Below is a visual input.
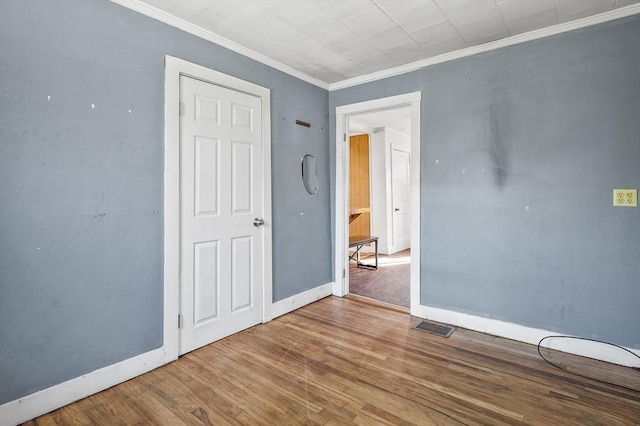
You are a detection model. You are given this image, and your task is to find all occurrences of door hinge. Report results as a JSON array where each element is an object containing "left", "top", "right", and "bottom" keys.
[
  {"left": 178, "top": 314, "right": 182, "bottom": 329},
  {"left": 343, "top": 133, "right": 346, "bottom": 142},
  {"left": 343, "top": 269, "right": 346, "bottom": 278},
  {"left": 179, "top": 101, "right": 185, "bottom": 116}
]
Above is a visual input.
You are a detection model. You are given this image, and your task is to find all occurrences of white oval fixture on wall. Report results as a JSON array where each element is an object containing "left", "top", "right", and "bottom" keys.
[{"left": 301, "top": 154, "right": 318, "bottom": 195}]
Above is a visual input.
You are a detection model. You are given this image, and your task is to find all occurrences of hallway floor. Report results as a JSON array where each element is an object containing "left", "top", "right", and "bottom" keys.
[{"left": 348, "top": 249, "right": 410, "bottom": 308}]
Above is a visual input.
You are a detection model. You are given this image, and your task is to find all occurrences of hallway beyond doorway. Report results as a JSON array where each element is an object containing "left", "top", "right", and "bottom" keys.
[{"left": 349, "top": 249, "right": 410, "bottom": 308}]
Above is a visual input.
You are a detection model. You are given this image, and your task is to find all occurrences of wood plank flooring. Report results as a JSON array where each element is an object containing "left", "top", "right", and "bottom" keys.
[{"left": 26, "top": 296, "right": 640, "bottom": 425}]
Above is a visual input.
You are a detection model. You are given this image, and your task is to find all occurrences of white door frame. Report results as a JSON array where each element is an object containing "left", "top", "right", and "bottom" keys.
[
  {"left": 164, "top": 55, "right": 273, "bottom": 359},
  {"left": 334, "top": 92, "right": 421, "bottom": 315}
]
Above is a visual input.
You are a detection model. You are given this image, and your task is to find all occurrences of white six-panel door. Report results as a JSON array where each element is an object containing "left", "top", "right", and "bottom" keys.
[
  {"left": 391, "top": 148, "right": 411, "bottom": 252},
  {"left": 179, "top": 75, "right": 263, "bottom": 355}
]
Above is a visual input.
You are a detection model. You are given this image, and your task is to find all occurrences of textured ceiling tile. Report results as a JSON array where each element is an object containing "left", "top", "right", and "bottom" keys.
[
  {"left": 256, "top": 42, "right": 297, "bottom": 63},
  {"left": 465, "top": 30, "right": 510, "bottom": 45},
  {"left": 179, "top": 4, "right": 253, "bottom": 29},
  {"left": 188, "top": 0, "right": 256, "bottom": 27},
  {"left": 343, "top": 7, "right": 397, "bottom": 36},
  {"left": 267, "top": 0, "right": 326, "bottom": 25},
  {"left": 213, "top": 23, "right": 262, "bottom": 47},
  {"left": 343, "top": 43, "right": 386, "bottom": 63},
  {"left": 333, "top": 59, "right": 373, "bottom": 75},
  {"left": 375, "top": 0, "right": 427, "bottom": 15},
  {"left": 138, "top": 0, "right": 634, "bottom": 84},
  {"left": 434, "top": 0, "right": 472, "bottom": 10},
  {"left": 316, "top": 50, "right": 354, "bottom": 67},
  {"left": 295, "top": 62, "right": 346, "bottom": 82},
  {"left": 454, "top": 14, "right": 507, "bottom": 43},
  {"left": 359, "top": 54, "right": 398, "bottom": 70},
  {"left": 616, "top": 0, "right": 640, "bottom": 6},
  {"left": 313, "top": 0, "right": 377, "bottom": 20},
  {"left": 423, "top": 36, "right": 467, "bottom": 55},
  {"left": 367, "top": 26, "right": 415, "bottom": 50},
  {"left": 224, "top": 5, "right": 278, "bottom": 27},
  {"left": 282, "top": 34, "right": 319, "bottom": 52},
  {"left": 555, "top": 0, "right": 615, "bottom": 23},
  {"left": 299, "top": 13, "right": 352, "bottom": 41},
  {"left": 382, "top": 40, "right": 432, "bottom": 62},
  {"left": 322, "top": 32, "right": 369, "bottom": 54},
  {"left": 495, "top": 0, "right": 556, "bottom": 21},
  {"left": 321, "top": 70, "right": 353, "bottom": 83},
  {"left": 250, "top": 18, "right": 303, "bottom": 45},
  {"left": 143, "top": 0, "right": 211, "bottom": 17},
  {"left": 392, "top": 1, "right": 447, "bottom": 32},
  {"left": 285, "top": 37, "right": 348, "bottom": 66},
  {"left": 410, "top": 20, "right": 461, "bottom": 45},
  {"left": 504, "top": 10, "right": 558, "bottom": 35},
  {"left": 555, "top": 0, "right": 614, "bottom": 14},
  {"left": 437, "top": 0, "right": 502, "bottom": 26}
]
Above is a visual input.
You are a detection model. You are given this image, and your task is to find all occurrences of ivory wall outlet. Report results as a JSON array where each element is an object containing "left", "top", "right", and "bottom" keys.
[{"left": 613, "top": 189, "right": 637, "bottom": 207}]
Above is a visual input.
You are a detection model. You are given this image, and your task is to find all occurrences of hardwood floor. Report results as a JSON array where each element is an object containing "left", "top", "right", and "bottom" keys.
[{"left": 27, "top": 297, "right": 639, "bottom": 425}]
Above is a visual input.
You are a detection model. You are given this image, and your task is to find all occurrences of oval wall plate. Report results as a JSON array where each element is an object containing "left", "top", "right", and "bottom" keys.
[{"left": 301, "top": 154, "right": 318, "bottom": 195}]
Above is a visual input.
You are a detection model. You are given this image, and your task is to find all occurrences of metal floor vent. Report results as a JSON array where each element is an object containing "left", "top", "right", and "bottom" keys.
[{"left": 413, "top": 320, "right": 455, "bottom": 338}]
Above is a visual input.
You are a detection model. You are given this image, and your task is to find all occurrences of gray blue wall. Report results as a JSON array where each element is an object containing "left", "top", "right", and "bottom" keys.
[
  {"left": 330, "top": 16, "right": 640, "bottom": 349},
  {"left": 0, "top": 0, "right": 331, "bottom": 404}
]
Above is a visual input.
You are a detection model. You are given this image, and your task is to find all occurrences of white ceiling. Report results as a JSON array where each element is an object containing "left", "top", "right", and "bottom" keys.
[
  {"left": 137, "top": 0, "right": 640, "bottom": 85},
  {"left": 350, "top": 107, "right": 412, "bottom": 135}
]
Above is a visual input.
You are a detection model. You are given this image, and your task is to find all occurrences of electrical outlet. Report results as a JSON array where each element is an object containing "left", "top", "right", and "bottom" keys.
[{"left": 613, "top": 189, "right": 637, "bottom": 207}]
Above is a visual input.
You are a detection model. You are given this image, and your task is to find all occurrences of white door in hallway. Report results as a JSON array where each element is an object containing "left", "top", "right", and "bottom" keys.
[
  {"left": 179, "top": 75, "right": 264, "bottom": 355},
  {"left": 391, "top": 148, "right": 411, "bottom": 252}
]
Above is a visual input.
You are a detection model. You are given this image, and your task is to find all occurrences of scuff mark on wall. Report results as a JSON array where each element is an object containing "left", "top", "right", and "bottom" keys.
[{"left": 488, "top": 92, "right": 511, "bottom": 189}]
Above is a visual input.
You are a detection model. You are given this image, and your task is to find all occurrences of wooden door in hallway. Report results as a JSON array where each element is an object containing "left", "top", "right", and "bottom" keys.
[{"left": 349, "top": 134, "right": 370, "bottom": 237}]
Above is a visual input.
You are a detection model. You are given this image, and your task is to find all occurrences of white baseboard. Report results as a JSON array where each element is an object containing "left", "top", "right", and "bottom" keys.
[
  {"left": 412, "top": 305, "right": 640, "bottom": 368},
  {"left": 272, "top": 282, "right": 334, "bottom": 319},
  {"left": 0, "top": 347, "right": 173, "bottom": 426}
]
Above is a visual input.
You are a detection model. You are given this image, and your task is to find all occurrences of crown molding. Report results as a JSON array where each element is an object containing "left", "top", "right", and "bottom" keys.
[
  {"left": 110, "top": 1, "right": 639, "bottom": 93},
  {"left": 109, "top": 0, "right": 329, "bottom": 90},
  {"left": 328, "top": 3, "right": 640, "bottom": 91}
]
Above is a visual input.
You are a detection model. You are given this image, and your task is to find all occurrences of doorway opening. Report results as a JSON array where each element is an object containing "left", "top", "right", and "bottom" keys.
[
  {"left": 334, "top": 92, "right": 421, "bottom": 315},
  {"left": 347, "top": 108, "right": 412, "bottom": 308}
]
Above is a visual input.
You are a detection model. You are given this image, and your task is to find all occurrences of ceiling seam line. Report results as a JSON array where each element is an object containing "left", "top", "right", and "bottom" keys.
[
  {"left": 431, "top": 0, "right": 468, "bottom": 44},
  {"left": 370, "top": 0, "right": 431, "bottom": 55},
  {"left": 494, "top": 0, "right": 511, "bottom": 37}
]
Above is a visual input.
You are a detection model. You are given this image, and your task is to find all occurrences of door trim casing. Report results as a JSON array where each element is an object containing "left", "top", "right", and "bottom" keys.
[
  {"left": 334, "top": 92, "right": 421, "bottom": 314},
  {"left": 164, "top": 55, "right": 273, "bottom": 360}
]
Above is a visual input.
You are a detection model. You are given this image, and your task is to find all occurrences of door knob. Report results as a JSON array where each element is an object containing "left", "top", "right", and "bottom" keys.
[
  {"left": 394, "top": 208, "right": 400, "bottom": 212},
  {"left": 253, "top": 218, "right": 265, "bottom": 227}
]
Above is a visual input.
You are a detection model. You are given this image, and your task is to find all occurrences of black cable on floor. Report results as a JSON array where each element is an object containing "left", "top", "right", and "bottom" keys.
[{"left": 537, "top": 335, "right": 640, "bottom": 393}]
